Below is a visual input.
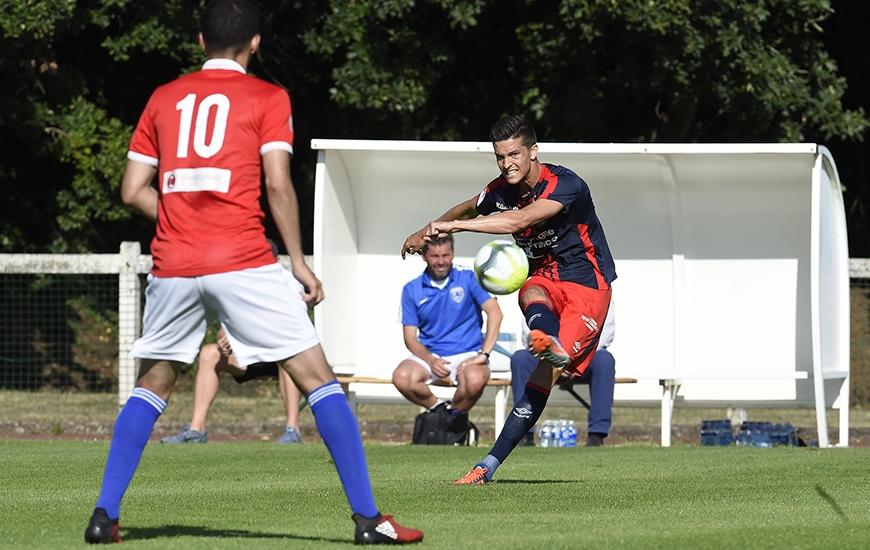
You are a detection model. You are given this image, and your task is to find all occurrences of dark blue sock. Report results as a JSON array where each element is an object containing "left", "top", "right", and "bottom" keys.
[
  {"left": 308, "top": 381, "right": 379, "bottom": 518},
  {"left": 525, "top": 303, "right": 560, "bottom": 337},
  {"left": 95, "top": 389, "right": 164, "bottom": 519},
  {"left": 489, "top": 384, "right": 551, "bottom": 465}
]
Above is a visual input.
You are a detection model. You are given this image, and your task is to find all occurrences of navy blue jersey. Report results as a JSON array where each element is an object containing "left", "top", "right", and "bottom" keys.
[
  {"left": 400, "top": 265, "right": 494, "bottom": 356},
  {"left": 476, "top": 163, "right": 616, "bottom": 290}
]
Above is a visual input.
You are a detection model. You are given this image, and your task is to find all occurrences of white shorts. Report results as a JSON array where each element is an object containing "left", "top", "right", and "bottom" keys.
[
  {"left": 131, "top": 263, "right": 320, "bottom": 366},
  {"left": 407, "top": 351, "right": 479, "bottom": 385}
]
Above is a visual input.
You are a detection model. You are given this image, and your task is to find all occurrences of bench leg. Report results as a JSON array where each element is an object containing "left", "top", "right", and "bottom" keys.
[
  {"left": 660, "top": 379, "right": 681, "bottom": 447},
  {"left": 495, "top": 387, "right": 507, "bottom": 438},
  {"left": 345, "top": 386, "right": 359, "bottom": 418},
  {"left": 562, "top": 385, "right": 591, "bottom": 410},
  {"left": 839, "top": 374, "right": 850, "bottom": 447}
]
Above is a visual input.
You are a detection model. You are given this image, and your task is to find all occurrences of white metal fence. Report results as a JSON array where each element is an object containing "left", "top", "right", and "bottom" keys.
[{"left": 0, "top": 242, "right": 303, "bottom": 411}]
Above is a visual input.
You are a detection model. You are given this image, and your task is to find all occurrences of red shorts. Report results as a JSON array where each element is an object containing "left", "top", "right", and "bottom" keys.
[{"left": 519, "top": 276, "right": 612, "bottom": 375}]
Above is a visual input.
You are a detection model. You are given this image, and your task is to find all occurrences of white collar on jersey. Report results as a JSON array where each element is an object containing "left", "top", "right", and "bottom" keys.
[{"left": 202, "top": 58, "right": 246, "bottom": 74}]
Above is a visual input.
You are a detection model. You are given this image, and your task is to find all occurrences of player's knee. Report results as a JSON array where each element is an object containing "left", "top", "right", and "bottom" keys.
[
  {"left": 198, "top": 344, "right": 221, "bottom": 371},
  {"left": 392, "top": 365, "right": 412, "bottom": 389},
  {"left": 460, "top": 368, "right": 490, "bottom": 391}
]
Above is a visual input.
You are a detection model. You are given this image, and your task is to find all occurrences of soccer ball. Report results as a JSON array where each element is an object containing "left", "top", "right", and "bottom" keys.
[{"left": 473, "top": 240, "right": 529, "bottom": 295}]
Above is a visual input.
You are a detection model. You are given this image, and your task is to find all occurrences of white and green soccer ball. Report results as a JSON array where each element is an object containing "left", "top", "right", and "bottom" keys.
[{"left": 473, "top": 240, "right": 529, "bottom": 295}]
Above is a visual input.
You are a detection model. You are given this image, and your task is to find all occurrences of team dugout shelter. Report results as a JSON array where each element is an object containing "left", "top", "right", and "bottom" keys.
[{"left": 310, "top": 140, "right": 849, "bottom": 448}]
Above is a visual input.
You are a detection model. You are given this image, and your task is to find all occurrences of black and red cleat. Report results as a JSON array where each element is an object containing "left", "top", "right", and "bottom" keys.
[
  {"left": 352, "top": 513, "right": 424, "bottom": 545},
  {"left": 84, "top": 508, "right": 121, "bottom": 544}
]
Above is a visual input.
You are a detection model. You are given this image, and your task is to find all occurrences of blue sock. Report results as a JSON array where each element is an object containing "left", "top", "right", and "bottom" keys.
[
  {"left": 478, "top": 455, "right": 501, "bottom": 482},
  {"left": 308, "top": 381, "right": 379, "bottom": 518},
  {"left": 95, "top": 388, "right": 165, "bottom": 519},
  {"left": 485, "top": 384, "right": 551, "bottom": 479},
  {"left": 525, "top": 303, "right": 560, "bottom": 337}
]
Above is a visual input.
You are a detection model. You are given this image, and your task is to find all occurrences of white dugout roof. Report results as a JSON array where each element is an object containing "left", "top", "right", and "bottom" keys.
[{"left": 310, "top": 139, "right": 849, "bottom": 436}]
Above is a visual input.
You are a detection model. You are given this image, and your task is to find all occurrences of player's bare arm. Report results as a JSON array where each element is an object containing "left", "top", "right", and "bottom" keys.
[
  {"left": 120, "top": 160, "right": 159, "bottom": 221},
  {"left": 426, "top": 197, "right": 564, "bottom": 241},
  {"left": 262, "top": 149, "right": 325, "bottom": 307},
  {"left": 402, "top": 325, "right": 450, "bottom": 378},
  {"left": 401, "top": 196, "right": 479, "bottom": 258}
]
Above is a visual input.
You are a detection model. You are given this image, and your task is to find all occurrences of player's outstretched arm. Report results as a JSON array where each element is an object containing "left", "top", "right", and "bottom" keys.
[
  {"left": 120, "top": 160, "right": 159, "bottom": 221},
  {"left": 429, "top": 197, "right": 564, "bottom": 240},
  {"left": 262, "top": 150, "right": 325, "bottom": 307},
  {"left": 401, "top": 196, "right": 480, "bottom": 258}
]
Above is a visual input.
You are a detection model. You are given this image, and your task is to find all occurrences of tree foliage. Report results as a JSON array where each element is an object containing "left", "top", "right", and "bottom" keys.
[{"left": 0, "top": 0, "right": 868, "bottom": 254}]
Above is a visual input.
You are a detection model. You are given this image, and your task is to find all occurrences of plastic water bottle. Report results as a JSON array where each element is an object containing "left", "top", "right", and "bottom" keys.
[
  {"left": 539, "top": 420, "right": 555, "bottom": 448},
  {"left": 548, "top": 420, "right": 559, "bottom": 448},
  {"left": 735, "top": 421, "right": 756, "bottom": 446},
  {"left": 701, "top": 420, "right": 733, "bottom": 446},
  {"left": 718, "top": 420, "right": 733, "bottom": 446},
  {"left": 701, "top": 420, "right": 715, "bottom": 446},
  {"left": 564, "top": 420, "right": 577, "bottom": 447}
]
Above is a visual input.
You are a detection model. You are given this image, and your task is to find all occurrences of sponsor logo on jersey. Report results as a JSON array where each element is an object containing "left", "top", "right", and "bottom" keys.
[
  {"left": 450, "top": 286, "right": 465, "bottom": 304},
  {"left": 162, "top": 167, "right": 231, "bottom": 194},
  {"left": 581, "top": 314, "right": 599, "bottom": 333}
]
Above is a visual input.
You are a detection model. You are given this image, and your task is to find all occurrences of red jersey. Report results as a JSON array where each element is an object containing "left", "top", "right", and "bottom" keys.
[{"left": 128, "top": 58, "right": 294, "bottom": 277}]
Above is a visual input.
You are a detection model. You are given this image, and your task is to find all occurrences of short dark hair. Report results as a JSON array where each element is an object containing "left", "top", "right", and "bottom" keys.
[
  {"left": 489, "top": 115, "right": 537, "bottom": 149},
  {"left": 421, "top": 234, "right": 454, "bottom": 254},
  {"left": 200, "top": 0, "right": 259, "bottom": 54}
]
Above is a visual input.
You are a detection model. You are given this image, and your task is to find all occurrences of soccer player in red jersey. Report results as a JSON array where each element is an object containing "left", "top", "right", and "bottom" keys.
[
  {"left": 84, "top": 0, "right": 422, "bottom": 544},
  {"left": 402, "top": 115, "right": 616, "bottom": 484}
]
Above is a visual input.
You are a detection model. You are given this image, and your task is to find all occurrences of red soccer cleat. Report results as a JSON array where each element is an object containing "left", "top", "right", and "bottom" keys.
[
  {"left": 453, "top": 466, "right": 488, "bottom": 485},
  {"left": 352, "top": 513, "right": 424, "bottom": 545},
  {"left": 527, "top": 329, "right": 571, "bottom": 369}
]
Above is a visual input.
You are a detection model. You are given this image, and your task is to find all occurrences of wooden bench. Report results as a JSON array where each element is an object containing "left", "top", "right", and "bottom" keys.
[
  {"left": 555, "top": 377, "right": 638, "bottom": 410},
  {"left": 336, "top": 375, "right": 637, "bottom": 437},
  {"left": 336, "top": 376, "right": 513, "bottom": 436}
]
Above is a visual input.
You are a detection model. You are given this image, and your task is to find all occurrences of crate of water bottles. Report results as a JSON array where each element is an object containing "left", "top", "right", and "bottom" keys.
[
  {"left": 700, "top": 419, "right": 734, "bottom": 446},
  {"left": 538, "top": 420, "right": 578, "bottom": 447},
  {"left": 734, "top": 421, "right": 799, "bottom": 447}
]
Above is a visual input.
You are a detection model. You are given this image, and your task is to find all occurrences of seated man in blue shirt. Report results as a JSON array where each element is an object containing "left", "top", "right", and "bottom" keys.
[
  {"left": 392, "top": 235, "right": 503, "bottom": 417},
  {"left": 511, "top": 298, "right": 616, "bottom": 447}
]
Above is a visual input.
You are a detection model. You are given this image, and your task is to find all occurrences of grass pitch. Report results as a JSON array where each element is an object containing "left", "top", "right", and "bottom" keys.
[{"left": 1, "top": 440, "right": 869, "bottom": 549}]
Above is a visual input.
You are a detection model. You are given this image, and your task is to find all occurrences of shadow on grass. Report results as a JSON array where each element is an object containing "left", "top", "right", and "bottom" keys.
[
  {"left": 815, "top": 484, "right": 849, "bottom": 521},
  {"left": 123, "top": 525, "right": 352, "bottom": 544},
  {"left": 491, "top": 479, "right": 581, "bottom": 485}
]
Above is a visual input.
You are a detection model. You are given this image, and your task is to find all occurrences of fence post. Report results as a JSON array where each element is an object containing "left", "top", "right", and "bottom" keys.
[{"left": 118, "top": 242, "right": 141, "bottom": 408}]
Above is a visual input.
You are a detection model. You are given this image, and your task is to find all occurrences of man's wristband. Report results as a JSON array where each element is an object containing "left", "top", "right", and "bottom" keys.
[{"left": 477, "top": 349, "right": 490, "bottom": 358}]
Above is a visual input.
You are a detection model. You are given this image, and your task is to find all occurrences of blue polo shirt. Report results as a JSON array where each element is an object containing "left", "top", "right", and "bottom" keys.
[{"left": 399, "top": 265, "right": 494, "bottom": 356}]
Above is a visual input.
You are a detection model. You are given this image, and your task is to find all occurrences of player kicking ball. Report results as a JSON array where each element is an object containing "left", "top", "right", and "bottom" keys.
[
  {"left": 84, "top": 0, "right": 422, "bottom": 544},
  {"left": 402, "top": 115, "right": 615, "bottom": 485}
]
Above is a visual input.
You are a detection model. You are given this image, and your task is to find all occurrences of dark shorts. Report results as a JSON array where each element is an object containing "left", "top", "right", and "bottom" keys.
[{"left": 232, "top": 361, "right": 280, "bottom": 384}]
